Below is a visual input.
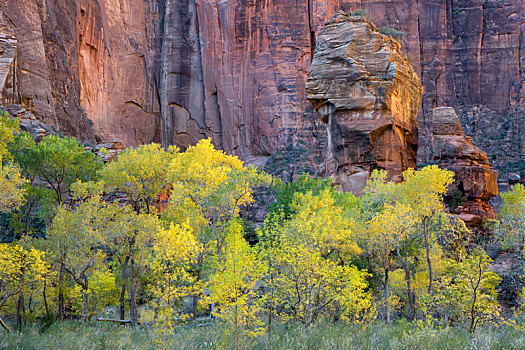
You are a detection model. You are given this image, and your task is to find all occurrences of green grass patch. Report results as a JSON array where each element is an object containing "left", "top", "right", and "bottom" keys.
[{"left": 3, "top": 321, "right": 525, "bottom": 350}]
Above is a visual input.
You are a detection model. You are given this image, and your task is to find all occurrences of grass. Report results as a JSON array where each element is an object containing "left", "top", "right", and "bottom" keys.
[{"left": 2, "top": 321, "right": 525, "bottom": 349}]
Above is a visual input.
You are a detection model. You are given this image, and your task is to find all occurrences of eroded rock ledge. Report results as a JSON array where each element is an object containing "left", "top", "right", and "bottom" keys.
[
  {"left": 431, "top": 107, "right": 498, "bottom": 228},
  {"left": 306, "top": 13, "right": 422, "bottom": 195}
]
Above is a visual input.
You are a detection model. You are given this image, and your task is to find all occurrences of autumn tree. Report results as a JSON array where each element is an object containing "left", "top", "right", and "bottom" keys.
[
  {"left": 210, "top": 219, "right": 265, "bottom": 337},
  {"left": 436, "top": 249, "right": 501, "bottom": 331},
  {"left": 0, "top": 113, "right": 26, "bottom": 220},
  {"left": 261, "top": 189, "right": 372, "bottom": 326},
  {"left": 99, "top": 143, "right": 178, "bottom": 214},
  {"left": 105, "top": 205, "right": 159, "bottom": 326},
  {"left": 163, "top": 138, "right": 271, "bottom": 319},
  {"left": 395, "top": 166, "right": 454, "bottom": 293},
  {"left": 11, "top": 134, "right": 102, "bottom": 204},
  {"left": 44, "top": 181, "right": 111, "bottom": 324},
  {"left": 151, "top": 222, "right": 201, "bottom": 329},
  {"left": 0, "top": 244, "right": 49, "bottom": 331},
  {"left": 495, "top": 184, "right": 525, "bottom": 256},
  {"left": 367, "top": 204, "right": 416, "bottom": 322}
]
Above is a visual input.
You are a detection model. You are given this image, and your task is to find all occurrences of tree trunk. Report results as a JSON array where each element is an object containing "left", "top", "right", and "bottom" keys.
[
  {"left": 43, "top": 279, "right": 49, "bottom": 316},
  {"left": 119, "top": 284, "right": 126, "bottom": 321},
  {"left": 192, "top": 261, "right": 203, "bottom": 321},
  {"left": 424, "top": 217, "right": 433, "bottom": 293},
  {"left": 129, "top": 257, "right": 137, "bottom": 327},
  {"left": 16, "top": 274, "right": 25, "bottom": 330},
  {"left": 0, "top": 316, "right": 11, "bottom": 332},
  {"left": 82, "top": 288, "right": 89, "bottom": 325},
  {"left": 404, "top": 266, "right": 414, "bottom": 320},
  {"left": 119, "top": 256, "right": 130, "bottom": 320},
  {"left": 58, "top": 264, "right": 65, "bottom": 320},
  {"left": 384, "top": 268, "right": 390, "bottom": 323}
]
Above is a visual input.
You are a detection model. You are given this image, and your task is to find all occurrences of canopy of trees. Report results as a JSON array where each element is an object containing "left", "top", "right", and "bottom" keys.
[{"left": 1, "top": 112, "right": 522, "bottom": 340}]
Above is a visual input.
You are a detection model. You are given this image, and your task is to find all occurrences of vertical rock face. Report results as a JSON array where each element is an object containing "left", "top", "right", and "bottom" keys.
[
  {"left": 431, "top": 107, "right": 498, "bottom": 227},
  {"left": 1, "top": 0, "right": 523, "bottom": 179},
  {"left": 0, "top": 0, "right": 161, "bottom": 146},
  {"left": 153, "top": 0, "right": 326, "bottom": 165},
  {"left": 0, "top": 23, "right": 16, "bottom": 99},
  {"left": 306, "top": 14, "right": 422, "bottom": 195}
]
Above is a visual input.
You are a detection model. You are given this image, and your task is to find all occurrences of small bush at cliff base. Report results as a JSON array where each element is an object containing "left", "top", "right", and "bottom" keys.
[{"left": 379, "top": 26, "right": 406, "bottom": 39}]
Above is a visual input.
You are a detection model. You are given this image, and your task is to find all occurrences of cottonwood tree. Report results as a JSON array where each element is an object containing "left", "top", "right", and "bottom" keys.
[
  {"left": 395, "top": 166, "right": 454, "bottom": 293},
  {"left": 164, "top": 138, "right": 271, "bottom": 319},
  {"left": 210, "top": 219, "right": 265, "bottom": 337},
  {"left": 106, "top": 206, "right": 159, "bottom": 326},
  {"left": 367, "top": 204, "right": 416, "bottom": 322},
  {"left": 151, "top": 222, "right": 200, "bottom": 329},
  {"left": 437, "top": 249, "right": 500, "bottom": 331},
  {"left": 100, "top": 143, "right": 178, "bottom": 214},
  {"left": 496, "top": 184, "right": 525, "bottom": 256},
  {"left": 44, "top": 182, "right": 112, "bottom": 324},
  {"left": 0, "top": 244, "right": 49, "bottom": 331},
  {"left": 266, "top": 189, "right": 372, "bottom": 326},
  {"left": 11, "top": 134, "right": 102, "bottom": 205}
]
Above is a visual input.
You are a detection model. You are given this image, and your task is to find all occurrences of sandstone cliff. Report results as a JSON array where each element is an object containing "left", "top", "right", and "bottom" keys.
[
  {"left": 306, "top": 13, "right": 422, "bottom": 194},
  {"left": 431, "top": 107, "right": 498, "bottom": 227},
  {"left": 1, "top": 0, "right": 523, "bottom": 178}
]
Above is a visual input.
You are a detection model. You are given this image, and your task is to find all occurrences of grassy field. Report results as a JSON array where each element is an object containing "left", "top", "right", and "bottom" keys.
[{"left": 2, "top": 321, "right": 525, "bottom": 350}]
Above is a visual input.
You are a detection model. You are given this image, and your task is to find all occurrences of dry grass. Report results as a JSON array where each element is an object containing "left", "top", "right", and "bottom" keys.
[{"left": 2, "top": 320, "right": 525, "bottom": 350}]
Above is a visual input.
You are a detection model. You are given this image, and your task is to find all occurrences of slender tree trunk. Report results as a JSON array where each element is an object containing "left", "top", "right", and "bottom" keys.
[
  {"left": 58, "top": 264, "right": 65, "bottom": 321},
  {"left": 396, "top": 246, "right": 415, "bottom": 320},
  {"left": 193, "top": 259, "right": 203, "bottom": 321},
  {"left": 129, "top": 257, "right": 137, "bottom": 327},
  {"left": 119, "top": 284, "right": 126, "bottom": 321},
  {"left": 404, "top": 266, "right": 414, "bottom": 320},
  {"left": 43, "top": 279, "right": 49, "bottom": 316},
  {"left": 82, "top": 288, "right": 89, "bottom": 325},
  {"left": 424, "top": 217, "right": 433, "bottom": 293},
  {"left": 119, "top": 256, "right": 129, "bottom": 320},
  {"left": 384, "top": 268, "right": 390, "bottom": 323},
  {"left": 16, "top": 274, "right": 25, "bottom": 330},
  {"left": 469, "top": 255, "right": 483, "bottom": 333},
  {"left": 0, "top": 316, "right": 11, "bottom": 332}
]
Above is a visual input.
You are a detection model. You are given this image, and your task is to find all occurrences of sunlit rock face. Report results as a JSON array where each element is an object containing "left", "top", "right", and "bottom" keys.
[
  {"left": 1, "top": 1, "right": 523, "bottom": 178},
  {"left": 0, "top": 24, "right": 17, "bottom": 101},
  {"left": 306, "top": 13, "right": 422, "bottom": 195},
  {"left": 431, "top": 107, "right": 498, "bottom": 228}
]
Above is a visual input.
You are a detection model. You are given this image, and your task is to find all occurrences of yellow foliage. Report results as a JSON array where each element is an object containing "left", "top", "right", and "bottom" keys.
[
  {"left": 100, "top": 143, "right": 178, "bottom": 212},
  {"left": 0, "top": 163, "right": 27, "bottom": 213},
  {"left": 151, "top": 222, "right": 202, "bottom": 328},
  {"left": 210, "top": 219, "right": 266, "bottom": 336},
  {"left": 0, "top": 244, "right": 50, "bottom": 311},
  {"left": 165, "top": 138, "right": 271, "bottom": 231},
  {"left": 287, "top": 189, "right": 361, "bottom": 259}
]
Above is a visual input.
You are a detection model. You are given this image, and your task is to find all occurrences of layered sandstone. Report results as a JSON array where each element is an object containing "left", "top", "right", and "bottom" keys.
[
  {"left": 431, "top": 107, "right": 498, "bottom": 227},
  {"left": 1, "top": 1, "right": 523, "bottom": 178},
  {"left": 306, "top": 13, "right": 422, "bottom": 195},
  {"left": 0, "top": 1, "right": 160, "bottom": 146},
  {"left": 0, "top": 24, "right": 16, "bottom": 98}
]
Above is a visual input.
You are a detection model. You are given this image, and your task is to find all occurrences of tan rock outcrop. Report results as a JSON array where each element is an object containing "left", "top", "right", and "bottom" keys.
[
  {"left": 306, "top": 13, "right": 422, "bottom": 195},
  {"left": 431, "top": 107, "right": 498, "bottom": 227},
  {"left": 0, "top": 23, "right": 16, "bottom": 99}
]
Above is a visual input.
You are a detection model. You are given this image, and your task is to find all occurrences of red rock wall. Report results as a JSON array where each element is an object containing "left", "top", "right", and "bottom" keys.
[
  {"left": 2, "top": 0, "right": 524, "bottom": 176},
  {"left": 1, "top": 0, "right": 161, "bottom": 145}
]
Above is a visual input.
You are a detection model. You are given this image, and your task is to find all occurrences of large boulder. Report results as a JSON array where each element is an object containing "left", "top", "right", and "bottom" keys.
[
  {"left": 431, "top": 107, "right": 498, "bottom": 227},
  {"left": 306, "top": 12, "right": 422, "bottom": 195}
]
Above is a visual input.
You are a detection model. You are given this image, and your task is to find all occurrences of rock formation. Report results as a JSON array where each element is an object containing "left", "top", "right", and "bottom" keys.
[
  {"left": 0, "top": 24, "right": 16, "bottom": 98},
  {"left": 0, "top": 1, "right": 523, "bottom": 178},
  {"left": 431, "top": 107, "right": 498, "bottom": 227},
  {"left": 306, "top": 13, "right": 422, "bottom": 195}
]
